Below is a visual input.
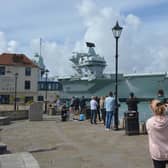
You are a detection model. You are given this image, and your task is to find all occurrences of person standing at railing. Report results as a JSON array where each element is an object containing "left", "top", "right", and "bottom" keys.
[
  {"left": 79, "top": 96, "right": 86, "bottom": 114},
  {"left": 156, "top": 89, "right": 168, "bottom": 115},
  {"left": 126, "top": 92, "right": 139, "bottom": 112},
  {"left": 90, "top": 96, "right": 98, "bottom": 124},
  {"left": 157, "top": 89, "right": 167, "bottom": 104},
  {"left": 104, "top": 91, "right": 115, "bottom": 131},
  {"left": 96, "top": 96, "right": 101, "bottom": 122}
]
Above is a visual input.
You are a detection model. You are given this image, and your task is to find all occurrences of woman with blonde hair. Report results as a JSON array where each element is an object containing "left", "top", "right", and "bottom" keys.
[{"left": 146, "top": 99, "right": 168, "bottom": 168}]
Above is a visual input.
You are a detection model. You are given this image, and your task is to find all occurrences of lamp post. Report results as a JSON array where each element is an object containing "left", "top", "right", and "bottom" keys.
[
  {"left": 14, "top": 73, "right": 18, "bottom": 111},
  {"left": 112, "top": 21, "right": 123, "bottom": 130},
  {"left": 44, "top": 69, "right": 49, "bottom": 114}
]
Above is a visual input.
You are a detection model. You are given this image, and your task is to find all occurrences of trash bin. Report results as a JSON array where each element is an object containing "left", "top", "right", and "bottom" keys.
[{"left": 124, "top": 111, "right": 139, "bottom": 135}]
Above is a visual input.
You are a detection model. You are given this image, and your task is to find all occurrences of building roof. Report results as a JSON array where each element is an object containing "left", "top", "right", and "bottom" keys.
[{"left": 0, "top": 53, "right": 38, "bottom": 68}]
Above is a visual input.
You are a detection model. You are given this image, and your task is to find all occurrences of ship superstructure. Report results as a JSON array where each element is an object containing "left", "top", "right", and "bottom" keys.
[
  {"left": 70, "top": 42, "right": 106, "bottom": 80},
  {"left": 59, "top": 42, "right": 168, "bottom": 99}
]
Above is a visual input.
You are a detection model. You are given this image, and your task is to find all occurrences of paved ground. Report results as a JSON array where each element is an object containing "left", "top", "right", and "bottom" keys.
[
  {"left": 0, "top": 115, "right": 152, "bottom": 168},
  {"left": 0, "top": 152, "right": 40, "bottom": 168}
]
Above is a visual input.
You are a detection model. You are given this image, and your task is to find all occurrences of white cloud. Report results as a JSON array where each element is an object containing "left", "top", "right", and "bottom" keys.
[
  {"left": 30, "top": 39, "right": 74, "bottom": 77},
  {"left": 7, "top": 40, "right": 18, "bottom": 53},
  {"left": 26, "top": 0, "right": 168, "bottom": 76},
  {"left": 77, "top": 0, "right": 97, "bottom": 18},
  {"left": 106, "top": 0, "right": 167, "bottom": 12},
  {"left": 0, "top": 32, "right": 18, "bottom": 53},
  {"left": 0, "top": 0, "right": 168, "bottom": 77},
  {"left": 74, "top": 0, "right": 168, "bottom": 74},
  {"left": 0, "top": 32, "right": 7, "bottom": 53},
  {"left": 125, "top": 14, "right": 141, "bottom": 30}
]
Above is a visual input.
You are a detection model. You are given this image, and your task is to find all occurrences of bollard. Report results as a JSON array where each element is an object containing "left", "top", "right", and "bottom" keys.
[
  {"left": 140, "top": 122, "right": 147, "bottom": 134},
  {"left": 119, "top": 118, "right": 125, "bottom": 129}
]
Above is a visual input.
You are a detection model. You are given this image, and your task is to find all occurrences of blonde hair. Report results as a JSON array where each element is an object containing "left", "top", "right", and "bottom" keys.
[{"left": 150, "top": 99, "right": 166, "bottom": 116}]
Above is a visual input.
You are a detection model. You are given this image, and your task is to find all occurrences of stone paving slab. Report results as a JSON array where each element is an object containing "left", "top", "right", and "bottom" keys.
[
  {"left": 0, "top": 152, "right": 40, "bottom": 168},
  {"left": 0, "top": 115, "right": 154, "bottom": 168}
]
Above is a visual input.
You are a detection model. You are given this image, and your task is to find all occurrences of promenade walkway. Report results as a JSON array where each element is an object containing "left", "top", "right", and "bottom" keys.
[{"left": 0, "top": 115, "right": 152, "bottom": 168}]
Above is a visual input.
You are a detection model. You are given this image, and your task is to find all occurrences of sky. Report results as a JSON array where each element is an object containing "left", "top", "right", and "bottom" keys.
[{"left": 0, "top": 0, "right": 168, "bottom": 77}]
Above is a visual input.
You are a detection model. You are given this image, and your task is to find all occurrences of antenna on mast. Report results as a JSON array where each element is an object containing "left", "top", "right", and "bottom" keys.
[
  {"left": 86, "top": 42, "right": 95, "bottom": 48},
  {"left": 40, "top": 38, "right": 42, "bottom": 57}
]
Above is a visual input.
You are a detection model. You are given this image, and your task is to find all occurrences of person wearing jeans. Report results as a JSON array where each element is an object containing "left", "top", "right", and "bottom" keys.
[
  {"left": 105, "top": 111, "right": 113, "bottom": 129},
  {"left": 90, "top": 96, "right": 98, "bottom": 124},
  {"left": 105, "top": 91, "right": 115, "bottom": 131}
]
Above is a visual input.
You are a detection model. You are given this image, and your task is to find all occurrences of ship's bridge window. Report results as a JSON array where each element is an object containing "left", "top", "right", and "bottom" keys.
[
  {"left": 79, "top": 58, "right": 83, "bottom": 64},
  {"left": 84, "top": 57, "right": 87, "bottom": 61}
]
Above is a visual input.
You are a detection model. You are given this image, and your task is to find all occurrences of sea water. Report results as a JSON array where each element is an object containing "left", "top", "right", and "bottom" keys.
[{"left": 119, "top": 102, "right": 152, "bottom": 122}]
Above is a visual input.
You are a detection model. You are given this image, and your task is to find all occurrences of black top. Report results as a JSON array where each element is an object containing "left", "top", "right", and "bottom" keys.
[
  {"left": 80, "top": 98, "right": 86, "bottom": 108},
  {"left": 61, "top": 105, "right": 67, "bottom": 116},
  {"left": 126, "top": 97, "right": 139, "bottom": 112}
]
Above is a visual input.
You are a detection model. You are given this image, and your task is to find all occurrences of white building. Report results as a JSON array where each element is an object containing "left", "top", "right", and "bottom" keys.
[
  {"left": 0, "top": 53, "right": 63, "bottom": 105},
  {"left": 0, "top": 53, "right": 39, "bottom": 104}
]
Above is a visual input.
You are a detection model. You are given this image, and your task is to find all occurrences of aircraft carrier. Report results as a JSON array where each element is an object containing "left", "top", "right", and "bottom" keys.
[{"left": 58, "top": 42, "right": 168, "bottom": 99}]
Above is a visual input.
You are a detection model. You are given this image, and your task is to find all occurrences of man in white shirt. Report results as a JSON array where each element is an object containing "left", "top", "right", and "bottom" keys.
[
  {"left": 90, "top": 96, "right": 98, "bottom": 124},
  {"left": 105, "top": 91, "right": 115, "bottom": 130}
]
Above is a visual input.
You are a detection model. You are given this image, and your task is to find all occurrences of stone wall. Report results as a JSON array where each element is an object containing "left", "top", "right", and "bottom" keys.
[{"left": 0, "top": 110, "right": 28, "bottom": 120}]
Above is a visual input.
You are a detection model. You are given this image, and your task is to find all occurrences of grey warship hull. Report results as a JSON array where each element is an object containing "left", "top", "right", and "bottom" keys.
[
  {"left": 59, "top": 42, "right": 168, "bottom": 99},
  {"left": 60, "top": 72, "right": 168, "bottom": 99}
]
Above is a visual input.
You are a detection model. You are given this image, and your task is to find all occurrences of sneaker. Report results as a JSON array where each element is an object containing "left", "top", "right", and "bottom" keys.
[{"left": 105, "top": 128, "right": 110, "bottom": 131}]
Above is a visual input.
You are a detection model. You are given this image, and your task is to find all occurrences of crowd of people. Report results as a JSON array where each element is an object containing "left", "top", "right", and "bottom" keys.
[
  {"left": 55, "top": 89, "right": 168, "bottom": 168},
  {"left": 90, "top": 91, "right": 115, "bottom": 130},
  {"left": 59, "top": 91, "right": 139, "bottom": 130}
]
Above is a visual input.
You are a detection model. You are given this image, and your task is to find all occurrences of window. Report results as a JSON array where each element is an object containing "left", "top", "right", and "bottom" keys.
[
  {"left": 37, "top": 81, "right": 62, "bottom": 91},
  {"left": 0, "top": 95, "right": 10, "bottom": 104},
  {"left": 0, "top": 67, "right": 5, "bottom": 75},
  {"left": 25, "top": 96, "right": 33, "bottom": 103},
  {"left": 38, "top": 96, "right": 44, "bottom": 101},
  {"left": 48, "top": 83, "right": 51, "bottom": 90},
  {"left": 24, "top": 80, "right": 31, "bottom": 90},
  {"left": 38, "top": 82, "right": 45, "bottom": 90},
  {"left": 25, "top": 67, "right": 31, "bottom": 76}
]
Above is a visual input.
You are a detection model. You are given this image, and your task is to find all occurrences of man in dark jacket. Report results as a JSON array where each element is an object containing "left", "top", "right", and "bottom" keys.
[
  {"left": 61, "top": 101, "right": 67, "bottom": 121},
  {"left": 80, "top": 96, "right": 86, "bottom": 114},
  {"left": 126, "top": 92, "right": 139, "bottom": 112}
]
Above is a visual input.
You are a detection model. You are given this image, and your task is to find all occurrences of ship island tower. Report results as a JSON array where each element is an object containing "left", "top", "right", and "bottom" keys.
[{"left": 70, "top": 42, "right": 106, "bottom": 80}]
